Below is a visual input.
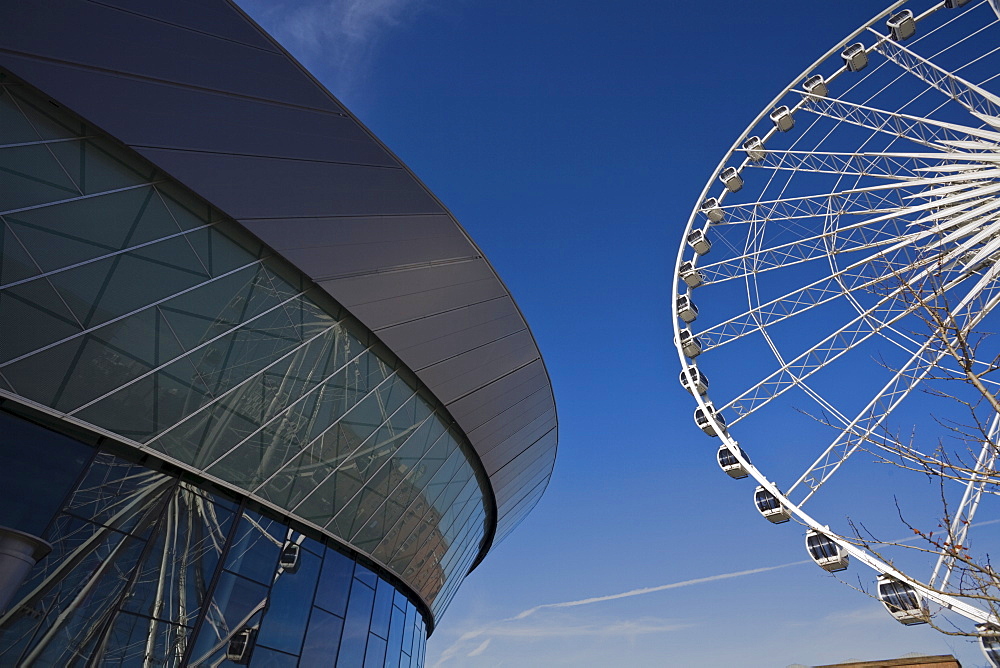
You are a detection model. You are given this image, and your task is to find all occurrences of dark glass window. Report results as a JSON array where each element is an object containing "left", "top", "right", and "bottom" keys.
[
  {"left": 337, "top": 578, "right": 375, "bottom": 666},
  {"left": 299, "top": 606, "right": 344, "bottom": 666},
  {"left": 255, "top": 542, "right": 320, "bottom": 655},
  {"left": 0, "top": 410, "right": 92, "bottom": 534}
]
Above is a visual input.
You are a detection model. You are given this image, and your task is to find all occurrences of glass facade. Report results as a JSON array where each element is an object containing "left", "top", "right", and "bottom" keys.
[
  {"left": 0, "top": 71, "right": 488, "bottom": 621},
  {"left": 0, "top": 407, "right": 426, "bottom": 666}
]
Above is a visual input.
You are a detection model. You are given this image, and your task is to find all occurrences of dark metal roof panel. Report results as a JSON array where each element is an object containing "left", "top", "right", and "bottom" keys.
[
  {"left": 0, "top": 56, "right": 389, "bottom": 164},
  {"left": 0, "top": 0, "right": 557, "bottom": 577},
  {"left": 3, "top": 0, "right": 338, "bottom": 111},
  {"left": 87, "top": 0, "right": 282, "bottom": 53},
  {"left": 318, "top": 260, "right": 509, "bottom": 329},
  {"left": 136, "top": 148, "right": 442, "bottom": 219}
]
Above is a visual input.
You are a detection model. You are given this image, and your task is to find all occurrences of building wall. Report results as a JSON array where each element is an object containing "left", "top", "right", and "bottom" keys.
[
  {"left": 0, "top": 407, "right": 427, "bottom": 667},
  {"left": 0, "top": 0, "right": 558, "bottom": 554},
  {"left": 0, "top": 72, "right": 491, "bottom": 623}
]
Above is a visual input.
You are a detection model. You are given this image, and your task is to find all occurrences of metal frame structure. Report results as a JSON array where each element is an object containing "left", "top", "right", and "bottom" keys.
[{"left": 673, "top": 0, "right": 1000, "bottom": 652}]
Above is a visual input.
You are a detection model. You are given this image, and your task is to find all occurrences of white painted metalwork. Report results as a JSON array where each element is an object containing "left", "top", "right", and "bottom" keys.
[{"left": 673, "top": 0, "right": 1000, "bottom": 638}]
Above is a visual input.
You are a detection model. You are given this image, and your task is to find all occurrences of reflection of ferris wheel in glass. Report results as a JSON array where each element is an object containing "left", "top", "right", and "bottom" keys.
[{"left": 672, "top": 1, "right": 1000, "bottom": 661}]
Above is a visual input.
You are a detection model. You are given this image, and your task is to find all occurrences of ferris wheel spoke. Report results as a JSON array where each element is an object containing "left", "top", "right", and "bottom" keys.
[
  {"left": 786, "top": 339, "right": 946, "bottom": 506},
  {"left": 802, "top": 95, "right": 1000, "bottom": 152},
  {"left": 712, "top": 185, "right": 910, "bottom": 227},
  {"left": 785, "top": 261, "right": 1000, "bottom": 504},
  {"left": 875, "top": 30, "right": 1000, "bottom": 122},
  {"left": 696, "top": 175, "right": 1000, "bottom": 286},
  {"left": 699, "top": 249, "right": 944, "bottom": 352},
  {"left": 718, "top": 257, "right": 977, "bottom": 426}
]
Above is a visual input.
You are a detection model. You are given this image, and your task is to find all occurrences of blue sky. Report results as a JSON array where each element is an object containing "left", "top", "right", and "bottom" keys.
[{"left": 236, "top": 1, "right": 992, "bottom": 665}]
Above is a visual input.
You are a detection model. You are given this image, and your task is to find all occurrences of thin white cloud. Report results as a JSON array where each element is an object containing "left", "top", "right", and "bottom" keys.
[
  {"left": 432, "top": 559, "right": 811, "bottom": 666},
  {"left": 466, "top": 638, "right": 491, "bottom": 657},
  {"left": 238, "top": 0, "right": 430, "bottom": 103}
]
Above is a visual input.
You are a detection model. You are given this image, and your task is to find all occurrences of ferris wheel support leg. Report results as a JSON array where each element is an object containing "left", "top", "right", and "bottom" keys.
[{"left": 928, "top": 412, "right": 1000, "bottom": 590}]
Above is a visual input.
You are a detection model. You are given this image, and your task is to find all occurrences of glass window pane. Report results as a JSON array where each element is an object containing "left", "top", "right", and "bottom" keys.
[
  {"left": 315, "top": 547, "right": 353, "bottom": 617},
  {"left": 299, "top": 607, "right": 344, "bottom": 666},
  {"left": 337, "top": 579, "right": 375, "bottom": 667},
  {"left": 255, "top": 543, "right": 320, "bottom": 655}
]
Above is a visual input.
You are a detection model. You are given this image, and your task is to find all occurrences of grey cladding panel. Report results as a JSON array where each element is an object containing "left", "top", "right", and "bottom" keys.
[
  {"left": 255, "top": 229, "right": 475, "bottom": 281},
  {"left": 0, "top": 0, "right": 337, "bottom": 111},
  {"left": 243, "top": 215, "right": 467, "bottom": 253},
  {"left": 417, "top": 332, "right": 540, "bottom": 406},
  {"left": 469, "top": 389, "right": 554, "bottom": 452},
  {"left": 377, "top": 297, "right": 526, "bottom": 371},
  {"left": 88, "top": 0, "right": 280, "bottom": 53},
  {"left": 319, "top": 260, "right": 506, "bottom": 330},
  {"left": 137, "top": 148, "right": 442, "bottom": 220},
  {"left": 0, "top": 57, "right": 384, "bottom": 164},
  {"left": 480, "top": 409, "right": 557, "bottom": 470},
  {"left": 447, "top": 360, "right": 550, "bottom": 431}
]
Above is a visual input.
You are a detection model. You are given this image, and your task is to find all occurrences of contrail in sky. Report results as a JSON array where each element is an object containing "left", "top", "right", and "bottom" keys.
[
  {"left": 510, "top": 559, "right": 812, "bottom": 620},
  {"left": 432, "top": 559, "right": 811, "bottom": 666}
]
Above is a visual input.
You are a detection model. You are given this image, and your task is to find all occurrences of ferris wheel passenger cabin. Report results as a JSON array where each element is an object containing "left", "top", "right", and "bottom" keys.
[
  {"left": 803, "top": 74, "right": 828, "bottom": 98},
  {"left": 679, "top": 261, "right": 704, "bottom": 288},
  {"left": 676, "top": 295, "right": 698, "bottom": 323},
  {"left": 770, "top": 106, "right": 794, "bottom": 132},
  {"left": 701, "top": 197, "right": 724, "bottom": 223},
  {"left": 876, "top": 574, "right": 928, "bottom": 625},
  {"left": 841, "top": 43, "right": 868, "bottom": 72},
  {"left": 805, "top": 529, "right": 849, "bottom": 572},
  {"left": 977, "top": 624, "right": 1000, "bottom": 668},
  {"left": 742, "top": 137, "right": 766, "bottom": 162},
  {"left": 694, "top": 403, "right": 726, "bottom": 437},
  {"left": 887, "top": 9, "right": 915, "bottom": 41},
  {"left": 754, "top": 486, "right": 791, "bottom": 523},
  {"left": 717, "top": 443, "right": 749, "bottom": 479},
  {"left": 677, "top": 328, "right": 702, "bottom": 358},
  {"left": 680, "top": 366, "right": 708, "bottom": 395},
  {"left": 719, "top": 167, "right": 743, "bottom": 193},
  {"left": 687, "top": 228, "right": 711, "bottom": 255}
]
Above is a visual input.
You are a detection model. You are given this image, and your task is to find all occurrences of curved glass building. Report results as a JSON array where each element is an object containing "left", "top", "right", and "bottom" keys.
[{"left": 0, "top": 1, "right": 557, "bottom": 665}]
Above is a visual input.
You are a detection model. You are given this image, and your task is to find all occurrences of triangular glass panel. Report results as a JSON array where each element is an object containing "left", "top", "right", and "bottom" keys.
[
  {"left": 0, "top": 144, "right": 81, "bottom": 212},
  {"left": 47, "top": 137, "right": 155, "bottom": 196},
  {"left": 0, "top": 277, "right": 81, "bottom": 363},
  {"left": 0, "top": 221, "right": 41, "bottom": 285},
  {"left": 6, "top": 186, "right": 180, "bottom": 273},
  {"left": 8, "top": 87, "right": 86, "bottom": 141},
  {"left": 0, "top": 87, "right": 45, "bottom": 144}
]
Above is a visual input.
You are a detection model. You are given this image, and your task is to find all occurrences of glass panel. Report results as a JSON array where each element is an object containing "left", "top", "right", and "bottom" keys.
[
  {"left": 123, "top": 485, "right": 235, "bottom": 626},
  {"left": 254, "top": 542, "right": 320, "bottom": 655},
  {"left": 370, "top": 579, "right": 393, "bottom": 640},
  {"left": 0, "top": 221, "right": 42, "bottom": 285},
  {"left": 47, "top": 136, "right": 156, "bottom": 195},
  {"left": 248, "top": 646, "right": 299, "bottom": 668},
  {"left": 385, "top": 604, "right": 405, "bottom": 668},
  {"left": 7, "top": 186, "right": 180, "bottom": 274},
  {"left": 223, "top": 510, "right": 283, "bottom": 586},
  {"left": 8, "top": 518, "right": 149, "bottom": 667},
  {"left": 364, "top": 633, "right": 387, "bottom": 668},
  {"left": 299, "top": 607, "right": 344, "bottom": 666},
  {"left": 315, "top": 547, "right": 353, "bottom": 617},
  {"left": 0, "top": 410, "right": 92, "bottom": 534},
  {"left": 0, "top": 143, "right": 80, "bottom": 211},
  {"left": 188, "top": 572, "right": 268, "bottom": 664},
  {"left": 100, "top": 611, "right": 190, "bottom": 667},
  {"left": 336, "top": 579, "right": 374, "bottom": 667},
  {"left": 0, "top": 275, "right": 82, "bottom": 365},
  {"left": 0, "top": 86, "right": 48, "bottom": 143}
]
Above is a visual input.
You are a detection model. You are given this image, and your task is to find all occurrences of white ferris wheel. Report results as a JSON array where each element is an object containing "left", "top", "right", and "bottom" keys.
[{"left": 673, "top": 1, "right": 1000, "bottom": 662}]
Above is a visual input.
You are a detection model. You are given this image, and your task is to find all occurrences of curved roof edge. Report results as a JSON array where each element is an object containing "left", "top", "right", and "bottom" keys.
[{"left": 0, "top": 0, "right": 557, "bottom": 571}]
